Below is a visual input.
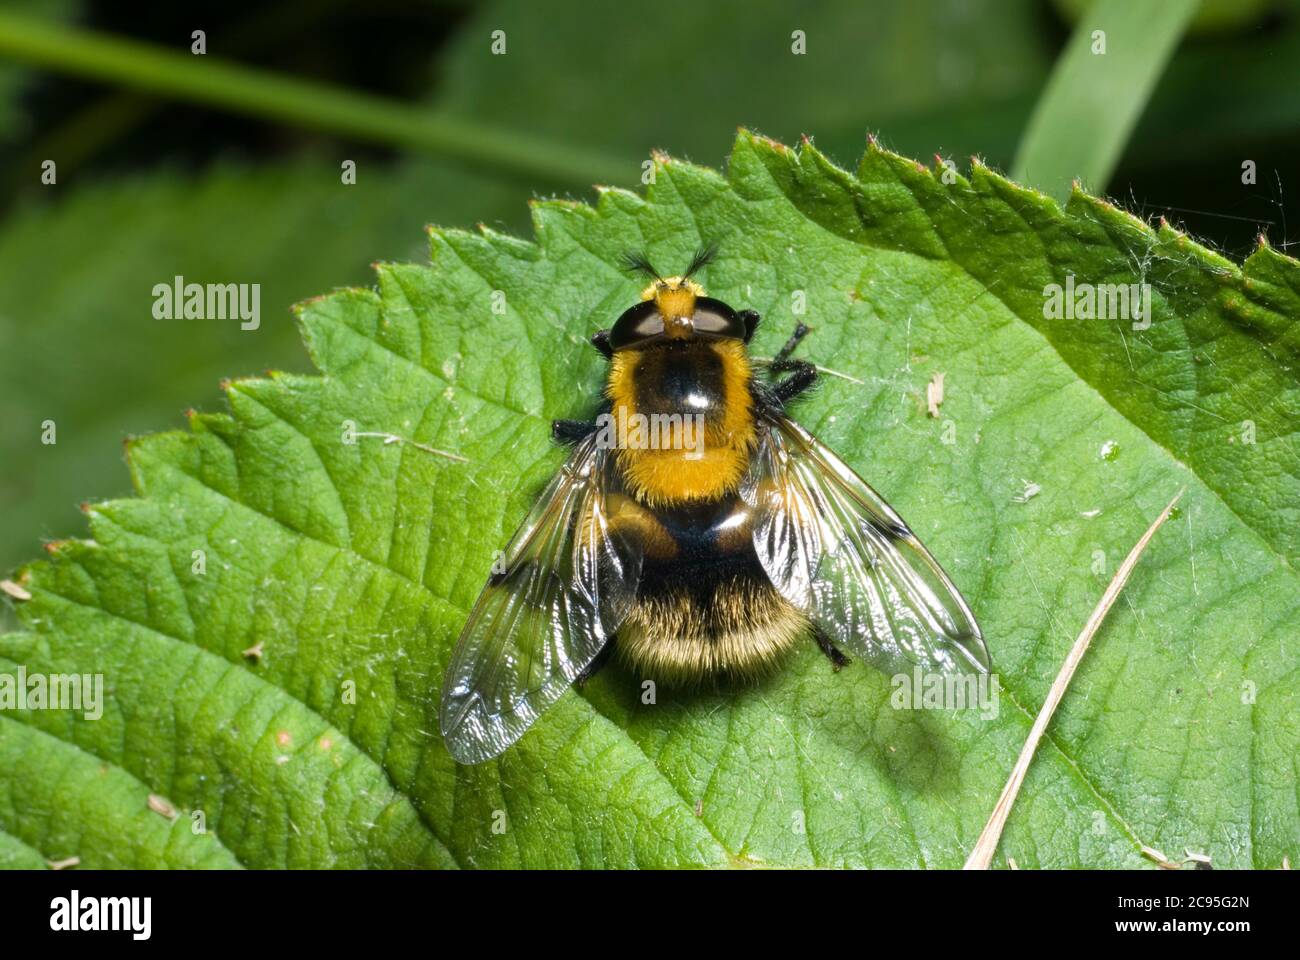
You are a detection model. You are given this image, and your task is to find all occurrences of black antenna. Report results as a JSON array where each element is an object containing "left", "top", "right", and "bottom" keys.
[
  {"left": 619, "top": 250, "right": 661, "bottom": 281},
  {"left": 683, "top": 241, "right": 719, "bottom": 279}
]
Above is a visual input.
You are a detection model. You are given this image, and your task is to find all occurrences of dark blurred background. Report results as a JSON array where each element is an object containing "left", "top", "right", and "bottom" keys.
[{"left": 1, "top": 0, "right": 1297, "bottom": 585}]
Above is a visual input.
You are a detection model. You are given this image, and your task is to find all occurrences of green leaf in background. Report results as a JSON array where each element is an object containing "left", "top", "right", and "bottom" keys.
[
  {"left": 433, "top": 0, "right": 1054, "bottom": 172},
  {"left": 2, "top": 134, "right": 1296, "bottom": 868},
  {"left": 434, "top": 0, "right": 1300, "bottom": 196},
  {"left": 0, "top": 0, "right": 76, "bottom": 143},
  {"left": 1054, "top": 0, "right": 1283, "bottom": 37},
  {"left": 1013, "top": 0, "right": 1201, "bottom": 200},
  {"left": 0, "top": 159, "right": 522, "bottom": 576}
]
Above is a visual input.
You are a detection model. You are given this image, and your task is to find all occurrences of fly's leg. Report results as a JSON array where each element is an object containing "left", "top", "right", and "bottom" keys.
[
  {"left": 770, "top": 321, "right": 818, "bottom": 404},
  {"left": 771, "top": 322, "right": 809, "bottom": 371},
  {"left": 813, "top": 625, "right": 851, "bottom": 671},
  {"left": 773, "top": 361, "right": 817, "bottom": 404},
  {"left": 574, "top": 640, "right": 616, "bottom": 687},
  {"left": 552, "top": 418, "right": 598, "bottom": 445}
]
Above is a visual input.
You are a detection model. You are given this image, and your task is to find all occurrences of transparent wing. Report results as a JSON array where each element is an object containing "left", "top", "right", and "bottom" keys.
[
  {"left": 439, "top": 434, "right": 642, "bottom": 764},
  {"left": 742, "top": 414, "right": 988, "bottom": 676}
]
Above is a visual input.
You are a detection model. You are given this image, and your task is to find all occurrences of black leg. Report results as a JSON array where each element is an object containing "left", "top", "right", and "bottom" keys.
[
  {"left": 552, "top": 418, "right": 598, "bottom": 445},
  {"left": 590, "top": 329, "right": 613, "bottom": 359},
  {"left": 773, "top": 360, "right": 817, "bottom": 404},
  {"left": 739, "top": 309, "right": 760, "bottom": 343},
  {"left": 813, "top": 626, "right": 851, "bottom": 671},
  {"left": 756, "top": 320, "right": 817, "bottom": 405},
  {"left": 771, "top": 321, "right": 809, "bottom": 370},
  {"left": 574, "top": 641, "right": 616, "bottom": 687}
]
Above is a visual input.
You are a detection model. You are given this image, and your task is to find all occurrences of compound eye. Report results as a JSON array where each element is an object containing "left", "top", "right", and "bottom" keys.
[
  {"left": 692, "top": 297, "right": 744, "bottom": 340},
  {"left": 609, "top": 300, "right": 664, "bottom": 350}
]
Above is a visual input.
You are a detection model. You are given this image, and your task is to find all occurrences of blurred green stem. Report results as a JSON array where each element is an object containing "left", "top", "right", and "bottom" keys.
[
  {"left": 19, "top": 0, "right": 355, "bottom": 180},
  {"left": 1012, "top": 0, "right": 1199, "bottom": 201},
  {"left": 0, "top": 12, "right": 632, "bottom": 187}
]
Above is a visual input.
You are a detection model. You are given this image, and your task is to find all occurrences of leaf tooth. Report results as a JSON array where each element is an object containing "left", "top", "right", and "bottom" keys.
[
  {"left": 735, "top": 127, "right": 792, "bottom": 159},
  {"left": 1243, "top": 237, "right": 1300, "bottom": 277},
  {"left": 592, "top": 183, "right": 644, "bottom": 217}
]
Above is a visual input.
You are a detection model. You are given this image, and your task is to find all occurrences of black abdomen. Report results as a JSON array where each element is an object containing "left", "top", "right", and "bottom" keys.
[{"left": 616, "top": 495, "right": 807, "bottom": 683}]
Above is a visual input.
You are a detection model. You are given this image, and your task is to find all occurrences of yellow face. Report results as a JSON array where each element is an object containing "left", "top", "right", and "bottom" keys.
[{"left": 641, "top": 276, "right": 704, "bottom": 340}]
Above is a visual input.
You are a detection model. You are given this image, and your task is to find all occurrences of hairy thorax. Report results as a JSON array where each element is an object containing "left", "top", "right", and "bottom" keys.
[{"left": 605, "top": 339, "right": 756, "bottom": 507}]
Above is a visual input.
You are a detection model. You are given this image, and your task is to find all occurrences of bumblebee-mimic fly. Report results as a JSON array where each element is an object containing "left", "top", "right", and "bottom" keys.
[{"left": 439, "top": 246, "right": 989, "bottom": 764}]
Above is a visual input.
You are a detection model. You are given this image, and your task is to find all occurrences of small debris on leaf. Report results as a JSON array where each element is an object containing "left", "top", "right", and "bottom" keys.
[
  {"left": 926, "top": 371, "right": 945, "bottom": 418},
  {"left": 0, "top": 579, "right": 31, "bottom": 601},
  {"left": 1141, "top": 844, "right": 1182, "bottom": 869},
  {"left": 147, "top": 794, "right": 178, "bottom": 820},
  {"left": 1012, "top": 480, "right": 1041, "bottom": 504},
  {"left": 1183, "top": 848, "right": 1213, "bottom": 870}
]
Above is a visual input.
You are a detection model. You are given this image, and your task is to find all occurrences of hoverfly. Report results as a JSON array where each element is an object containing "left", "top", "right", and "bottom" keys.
[{"left": 439, "top": 246, "right": 989, "bottom": 764}]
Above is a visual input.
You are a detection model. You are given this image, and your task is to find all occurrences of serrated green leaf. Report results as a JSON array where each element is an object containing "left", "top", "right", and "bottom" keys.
[{"left": 2, "top": 133, "right": 1297, "bottom": 868}]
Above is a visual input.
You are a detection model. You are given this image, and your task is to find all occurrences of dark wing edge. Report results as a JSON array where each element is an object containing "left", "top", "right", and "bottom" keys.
[
  {"left": 438, "top": 434, "right": 643, "bottom": 764},
  {"left": 742, "top": 413, "right": 989, "bottom": 677}
]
